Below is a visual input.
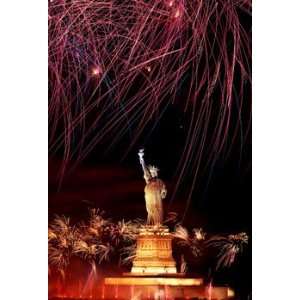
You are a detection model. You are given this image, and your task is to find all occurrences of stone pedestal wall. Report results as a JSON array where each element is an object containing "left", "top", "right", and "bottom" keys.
[{"left": 131, "top": 226, "right": 177, "bottom": 274}]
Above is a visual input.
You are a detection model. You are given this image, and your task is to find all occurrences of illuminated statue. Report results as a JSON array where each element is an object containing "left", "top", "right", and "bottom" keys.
[{"left": 138, "top": 149, "right": 167, "bottom": 225}]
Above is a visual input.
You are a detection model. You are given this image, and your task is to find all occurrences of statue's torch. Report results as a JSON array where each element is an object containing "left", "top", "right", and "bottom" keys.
[{"left": 138, "top": 149, "right": 144, "bottom": 165}]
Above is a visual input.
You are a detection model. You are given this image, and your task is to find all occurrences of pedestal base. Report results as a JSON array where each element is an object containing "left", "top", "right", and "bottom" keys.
[
  {"left": 131, "top": 225, "right": 176, "bottom": 275},
  {"left": 104, "top": 275, "right": 234, "bottom": 299}
]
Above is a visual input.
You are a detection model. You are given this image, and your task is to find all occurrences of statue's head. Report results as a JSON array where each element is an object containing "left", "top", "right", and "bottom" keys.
[{"left": 149, "top": 165, "right": 159, "bottom": 177}]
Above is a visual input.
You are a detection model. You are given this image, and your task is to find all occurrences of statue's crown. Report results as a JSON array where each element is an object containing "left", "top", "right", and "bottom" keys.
[{"left": 149, "top": 165, "right": 159, "bottom": 177}]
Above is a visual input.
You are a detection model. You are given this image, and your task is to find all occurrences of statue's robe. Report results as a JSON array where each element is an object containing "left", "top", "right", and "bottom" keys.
[{"left": 144, "top": 178, "right": 167, "bottom": 225}]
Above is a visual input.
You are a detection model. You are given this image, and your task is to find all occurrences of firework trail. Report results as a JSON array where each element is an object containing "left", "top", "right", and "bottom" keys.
[
  {"left": 86, "top": 208, "right": 109, "bottom": 237},
  {"left": 112, "top": 219, "right": 143, "bottom": 265},
  {"left": 163, "top": 211, "right": 179, "bottom": 225},
  {"left": 207, "top": 280, "right": 213, "bottom": 300},
  {"left": 173, "top": 224, "right": 190, "bottom": 245},
  {"left": 110, "top": 219, "right": 141, "bottom": 245},
  {"left": 73, "top": 239, "right": 99, "bottom": 261},
  {"left": 180, "top": 254, "right": 187, "bottom": 273},
  {"left": 193, "top": 227, "right": 206, "bottom": 241},
  {"left": 48, "top": 215, "right": 79, "bottom": 276},
  {"left": 72, "top": 245, "right": 98, "bottom": 298},
  {"left": 120, "top": 243, "right": 137, "bottom": 265},
  {"left": 205, "top": 232, "right": 248, "bottom": 269},
  {"left": 173, "top": 224, "right": 206, "bottom": 256},
  {"left": 80, "top": 260, "right": 98, "bottom": 296},
  {"left": 49, "top": 0, "right": 252, "bottom": 194}
]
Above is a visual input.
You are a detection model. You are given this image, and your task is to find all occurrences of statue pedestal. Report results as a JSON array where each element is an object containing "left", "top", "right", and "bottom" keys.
[
  {"left": 131, "top": 225, "right": 176, "bottom": 274},
  {"left": 104, "top": 225, "right": 235, "bottom": 299}
]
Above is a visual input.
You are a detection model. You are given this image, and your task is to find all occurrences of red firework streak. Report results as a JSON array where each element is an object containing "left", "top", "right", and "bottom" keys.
[{"left": 48, "top": 0, "right": 251, "bottom": 198}]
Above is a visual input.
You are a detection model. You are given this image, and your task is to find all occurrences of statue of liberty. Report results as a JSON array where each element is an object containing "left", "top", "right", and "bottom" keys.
[{"left": 138, "top": 149, "right": 167, "bottom": 225}]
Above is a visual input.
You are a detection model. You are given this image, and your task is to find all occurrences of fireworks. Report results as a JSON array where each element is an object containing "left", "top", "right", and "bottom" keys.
[
  {"left": 48, "top": 210, "right": 143, "bottom": 274},
  {"left": 173, "top": 224, "right": 207, "bottom": 245},
  {"left": 85, "top": 208, "right": 109, "bottom": 237},
  {"left": 172, "top": 225, "right": 249, "bottom": 268},
  {"left": 49, "top": 0, "right": 251, "bottom": 189},
  {"left": 173, "top": 224, "right": 206, "bottom": 257},
  {"left": 48, "top": 210, "right": 249, "bottom": 285},
  {"left": 173, "top": 224, "right": 190, "bottom": 245},
  {"left": 193, "top": 227, "right": 206, "bottom": 241},
  {"left": 73, "top": 240, "right": 99, "bottom": 261},
  {"left": 206, "top": 232, "right": 249, "bottom": 269},
  {"left": 115, "top": 219, "right": 141, "bottom": 242},
  {"left": 48, "top": 216, "right": 79, "bottom": 273}
]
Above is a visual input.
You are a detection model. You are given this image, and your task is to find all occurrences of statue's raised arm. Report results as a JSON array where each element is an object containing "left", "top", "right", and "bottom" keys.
[{"left": 138, "top": 149, "right": 152, "bottom": 183}]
